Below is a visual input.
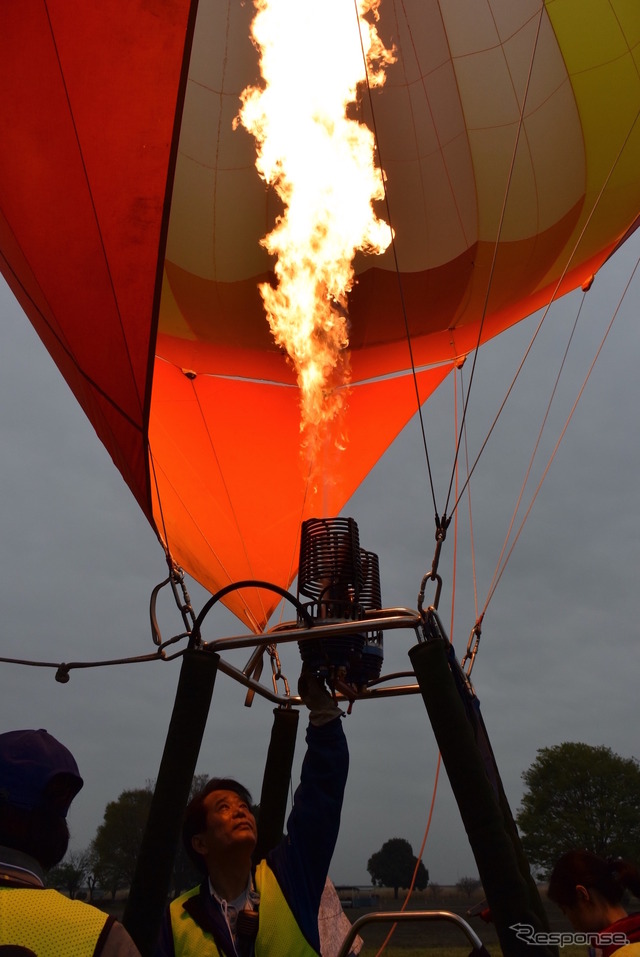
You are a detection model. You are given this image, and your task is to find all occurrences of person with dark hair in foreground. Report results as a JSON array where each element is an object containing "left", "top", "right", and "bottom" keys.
[
  {"left": 548, "top": 849, "right": 640, "bottom": 957},
  {"left": 155, "top": 672, "right": 349, "bottom": 957},
  {"left": 0, "top": 727, "right": 140, "bottom": 957}
]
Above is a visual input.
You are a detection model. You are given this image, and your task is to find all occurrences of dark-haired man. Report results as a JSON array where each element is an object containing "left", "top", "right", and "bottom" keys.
[
  {"left": 155, "top": 673, "right": 349, "bottom": 957},
  {"left": 0, "top": 728, "right": 140, "bottom": 957}
]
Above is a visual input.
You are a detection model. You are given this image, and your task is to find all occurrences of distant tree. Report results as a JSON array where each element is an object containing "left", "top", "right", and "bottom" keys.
[
  {"left": 91, "top": 787, "right": 153, "bottom": 897},
  {"left": 367, "top": 837, "right": 429, "bottom": 899},
  {"left": 90, "top": 774, "right": 212, "bottom": 900},
  {"left": 428, "top": 882, "right": 442, "bottom": 904},
  {"left": 89, "top": 845, "right": 123, "bottom": 901},
  {"left": 516, "top": 743, "right": 640, "bottom": 876},
  {"left": 86, "top": 870, "right": 100, "bottom": 903},
  {"left": 45, "top": 848, "right": 90, "bottom": 899},
  {"left": 456, "top": 876, "right": 481, "bottom": 898}
]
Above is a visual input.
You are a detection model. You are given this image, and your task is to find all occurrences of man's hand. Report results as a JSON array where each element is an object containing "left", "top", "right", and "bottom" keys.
[{"left": 298, "top": 670, "right": 343, "bottom": 726}]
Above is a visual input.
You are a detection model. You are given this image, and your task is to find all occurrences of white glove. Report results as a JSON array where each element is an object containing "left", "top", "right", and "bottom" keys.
[{"left": 298, "top": 670, "right": 343, "bottom": 726}]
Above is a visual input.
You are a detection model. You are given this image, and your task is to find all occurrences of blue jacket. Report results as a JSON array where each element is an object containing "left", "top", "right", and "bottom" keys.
[{"left": 155, "top": 716, "right": 349, "bottom": 957}]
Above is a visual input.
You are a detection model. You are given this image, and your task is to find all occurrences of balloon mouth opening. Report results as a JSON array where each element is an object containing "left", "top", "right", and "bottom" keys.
[{"left": 296, "top": 517, "right": 384, "bottom": 689}]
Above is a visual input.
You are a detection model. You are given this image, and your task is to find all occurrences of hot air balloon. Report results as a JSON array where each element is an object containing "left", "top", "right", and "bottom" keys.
[
  {"left": 2, "top": 0, "right": 638, "bottom": 633},
  {"left": 1, "top": 1, "right": 639, "bottom": 954}
]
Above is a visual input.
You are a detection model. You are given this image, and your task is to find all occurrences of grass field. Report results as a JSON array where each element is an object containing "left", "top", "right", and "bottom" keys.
[{"left": 338, "top": 885, "right": 582, "bottom": 956}]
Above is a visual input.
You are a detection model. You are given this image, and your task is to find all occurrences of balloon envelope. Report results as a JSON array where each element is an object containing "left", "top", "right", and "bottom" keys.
[{"left": 1, "top": 0, "right": 639, "bottom": 631}]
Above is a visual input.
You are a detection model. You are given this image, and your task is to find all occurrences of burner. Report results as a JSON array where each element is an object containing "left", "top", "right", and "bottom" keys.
[{"left": 297, "top": 518, "right": 383, "bottom": 688}]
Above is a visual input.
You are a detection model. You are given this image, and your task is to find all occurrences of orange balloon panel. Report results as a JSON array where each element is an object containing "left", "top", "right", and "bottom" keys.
[
  {"left": 149, "top": 351, "right": 452, "bottom": 630},
  {"left": 1, "top": 1, "right": 639, "bottom": 634}
]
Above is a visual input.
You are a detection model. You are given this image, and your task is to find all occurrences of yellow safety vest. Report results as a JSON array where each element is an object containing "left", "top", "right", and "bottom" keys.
[
  {"left": 170, "top": 860, "right": 318, "bottom": 957},
  {"left": 0, "top": 886, "right": 110, "bottom": 957}
]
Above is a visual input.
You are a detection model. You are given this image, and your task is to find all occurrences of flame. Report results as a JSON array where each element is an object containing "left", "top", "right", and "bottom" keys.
[{"left": 238, "top": 0, "right": 395, "bottom": 449}]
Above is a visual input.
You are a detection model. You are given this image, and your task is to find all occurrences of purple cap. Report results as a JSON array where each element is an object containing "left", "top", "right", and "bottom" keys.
[{"left": 0, "top": 729, "right": 83, "bottom": 817}]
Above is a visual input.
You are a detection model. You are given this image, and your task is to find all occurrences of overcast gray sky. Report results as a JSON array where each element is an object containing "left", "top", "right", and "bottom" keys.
[{"left": 1, "top": 229, "right": 639, "bottom": 887}]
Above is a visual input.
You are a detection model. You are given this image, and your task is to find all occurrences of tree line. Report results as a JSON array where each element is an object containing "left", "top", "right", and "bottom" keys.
[
  {"left": 46, "top": 742, "right": 640, "bottom": 899},
  {"left": 46, "top": 774, "right": 209, "bottom": 901}
]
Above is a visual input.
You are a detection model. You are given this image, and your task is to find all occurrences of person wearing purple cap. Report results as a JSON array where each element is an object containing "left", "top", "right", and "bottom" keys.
[{"left": 0, "top": 728, "right": 141, "bottom": 957}]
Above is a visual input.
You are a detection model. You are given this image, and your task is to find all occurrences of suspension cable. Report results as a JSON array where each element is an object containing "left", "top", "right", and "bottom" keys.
[
  {"left": 449, "top": 101, "right": 640, "bottom": 521},
  {"left": 441, "top": 4, "right": 546, "bottom": 520},
  {"left": 354, "top": 0, "right": 438, "bottom": 517},
  {"left": 481, "top": 251, "right": 640, "bottom": 613},
  {"left": 374, "top": 752, "right": 442, "bottom": 957},
  {"left": 484, "top": 290, "right": 589, "bottom": 610}
]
